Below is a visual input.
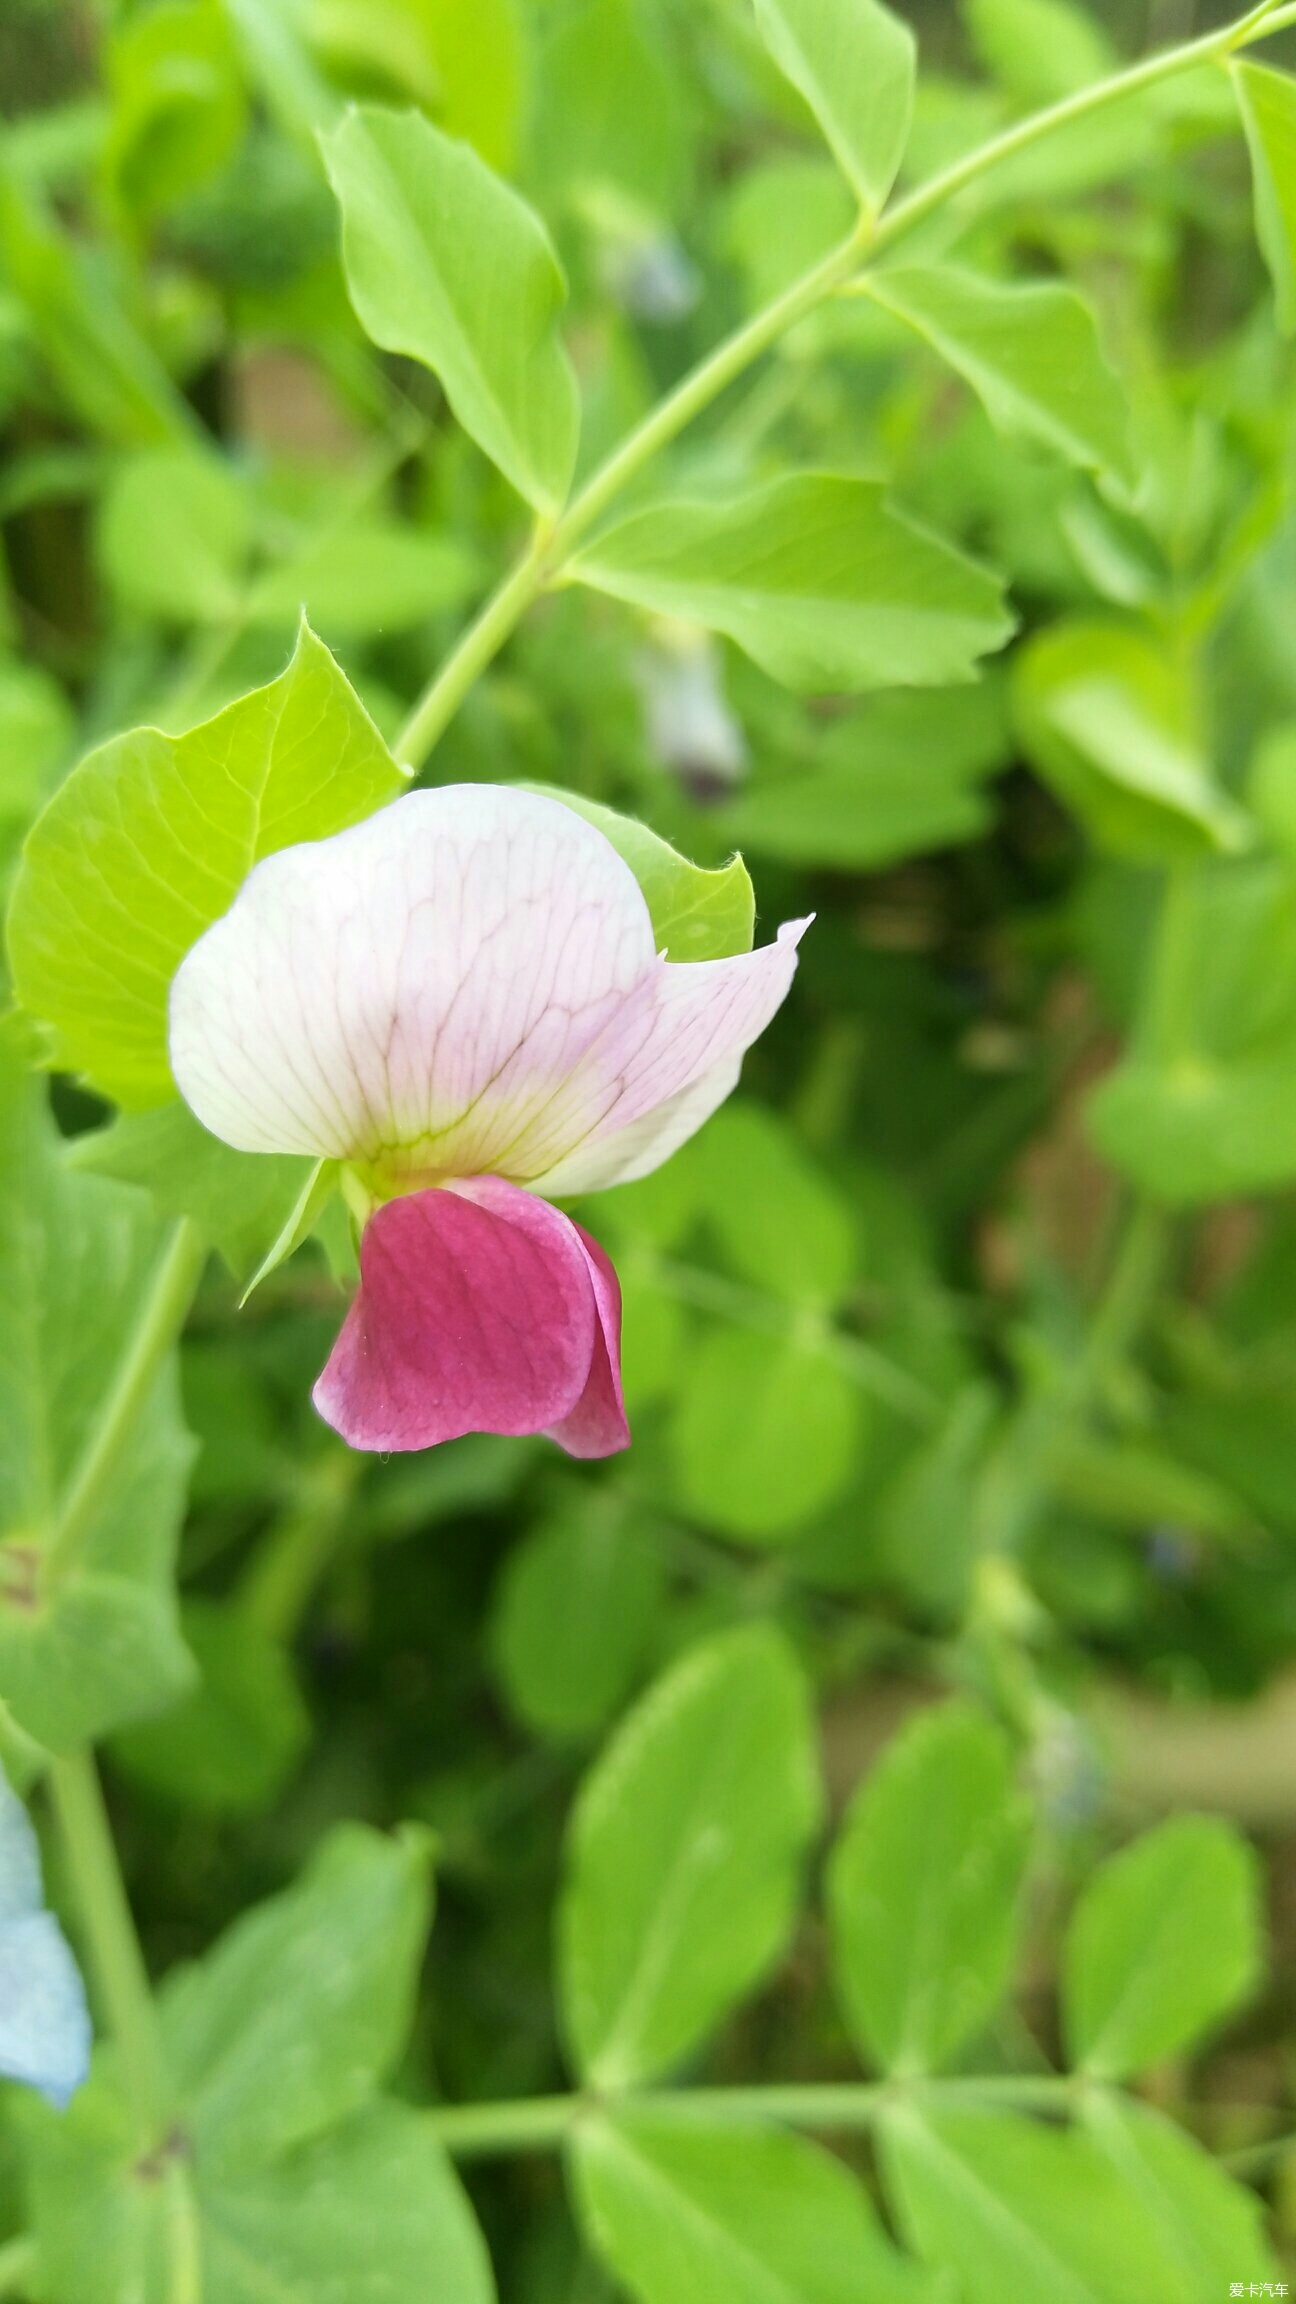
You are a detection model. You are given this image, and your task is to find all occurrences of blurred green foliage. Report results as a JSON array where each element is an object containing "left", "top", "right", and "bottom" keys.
[{"left": 7, "top": 0, "right": 1296, "bottom": 2295}]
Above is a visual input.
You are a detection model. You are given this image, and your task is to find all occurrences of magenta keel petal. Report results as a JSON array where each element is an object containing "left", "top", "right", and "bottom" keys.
[
  {"left": 548, "top": 1222, "right": 630, "bottom": 1459},
  {"left": 312, "top": 1181, "right": 630, "bottom": 1457}
]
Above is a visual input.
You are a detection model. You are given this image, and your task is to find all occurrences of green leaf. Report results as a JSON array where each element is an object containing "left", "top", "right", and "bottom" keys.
[
  {"left": 8, "top": 622, "right": 404, "bottom": 1107},
  {"left": 827, "top": 1702, "right": 1031, "bottom": 2075},
  {"left": 0, "top": 657, "right": 73, "bottom": 865},
  {"left": 1062, "top": 1814, "right": 1261, "bottom": 2079},
  {"left": 70, "top": 1104, "right": 315, "bottom": 1284},
  {"left": 1234, "top": 61, "right": 1296, "bottom": 337},
  {"left": 523, "top": 785, "right": 755, "bottom": 960},
  {"left": 695, "top": 1101, "right": 858, "bottom": 1302},
  {"left": 160, "top": 1821, "right": 432, "bottom": 2170},
  {"left": 247, "top": 515, "right": 479, "bottom": 637},
  {"left": 97, "top": 447, "right": 252, "bottom": 624},
  {"left": 310, "top": 0, "right": 527, "bottom": 172},
  {"left": 104, "top": 0, "right": 247, "bottom": 219},
  {"left": 752, "top": 0, "right": 915, "bottom": 217},
  {"left": 671, "top": 1328, "right": 862, "bottom": 1543},
  {"left": 110, "top": 1596, "right": 310, "bottom": 1816},
  {"left": 321, "top": 104, "right": 580, "bottom": 513},
  {"left": 1088, "top": 858, "right": 1296, "bottom": 1204},
  {"left": 558, "top": 1625, "right": 822, "bottom": 2089},
  {"left": 572, "top": 2111, "right": 937, "bottom": 2304},
  {"left": 200, "top": 2104, "right": 496, "bottom": 2304},
  {"left": 715, "top": 680, "right": 1010, "bottom": 869},
  {"left": 1012, "top": 620, "right": 1253, "bottom": 862},
  {"left": 962, "top": 0, "right": 1115, "bottom": 108},
  {"left": 880, "top": 2105, "right": 1171, "bottom": 2304},
  {"left": 867, "top": 266, "right": 1133, "bottom": 486},
  {"left": 491, "top": 1499, "right": 666, "bottom": 1739},
  {"left": 530, "top": 0, "right": 691, "bottom": 220},
  {"left": 1080, "top": 2093, "right": 1281, "bottom": 2298},
  {"left": 23, "top": 2076, "right": 493, "bottom": 2304},
  {"left": 0, "top": 164, "right": 194, "bottom": 448},
  {"left": 569, "top": 477, "right": 1014, "bottom": 694},
  {"left": 0, "top": 1063, "right": 195, "bottom": 1750}
]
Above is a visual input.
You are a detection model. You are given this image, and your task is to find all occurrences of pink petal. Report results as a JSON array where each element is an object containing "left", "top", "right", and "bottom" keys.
[
  {"left": 312, "top": 1179, "right": 630, "bottom": 1457},
  {"left": 549, "top": 1222, "right": 630, "bottom": 1458}
]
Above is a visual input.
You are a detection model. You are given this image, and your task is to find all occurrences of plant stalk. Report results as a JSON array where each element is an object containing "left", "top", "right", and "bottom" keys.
[
  {"left": 426, "top": 2071, "right": 1079, "bottom": 2158},
  {"left": 395, "top": 0, "right": 1287, "bottom": 775},
  {"left": 43, "top": 1218, "right": 206, "bottom": 1592},
  {"left": 48, "top": 1750, "right": 171, "bottom": 2151}
]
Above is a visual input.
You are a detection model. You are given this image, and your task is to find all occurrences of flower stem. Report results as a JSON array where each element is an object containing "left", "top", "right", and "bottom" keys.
[
  {"left": 395, "top": 1, "right": 1284, "bottom": 775},
  {"left": 48, "top": 1750, "right": 171, "bottom": 2150},
  {"left": 43, "top": 1218, "right": 206, "bottom": 1593}
]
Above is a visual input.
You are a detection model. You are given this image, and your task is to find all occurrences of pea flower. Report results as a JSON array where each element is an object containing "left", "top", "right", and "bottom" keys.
[
  {"left": 0, "top": 1773, "right": 91, "bottom": 2108},
  {"left": 170, "top": 785, "right": 806, "bottom": 1457}
]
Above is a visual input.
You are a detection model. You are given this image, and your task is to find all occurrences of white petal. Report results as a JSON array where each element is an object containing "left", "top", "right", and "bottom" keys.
[
  {"left": 169, "top": 785, "right": 659, "bottom": 1163},
  {"left": 518, "top": 919, "right": 809, "bottom": 1188},
  {"left": 535, "top": 1055, "right": 742, "bottom": 1195}
]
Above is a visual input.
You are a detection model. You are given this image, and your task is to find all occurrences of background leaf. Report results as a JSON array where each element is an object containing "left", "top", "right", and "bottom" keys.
[
  {"left": 322, "top": 104, "right": 579, "bottom": 512},
  {"left": 866, "top": 266, "right": 1133, "bottom": 485},
  {"left": 1234, "top": 61, "right": 1296, "bottom": 337},
  {"left": 572, "top": 2111, "right": 937, "bottom": 2304},
  {"left": 568, "top": 476, "right": 1014, "bottom": 694},
  {"left": 1062, "top": 1814, "right": 1262, "bottom": 2079},
  {"left": 827, "top": 1702, "right": 1032, "bottom": 2074},
  {"left": 558, "top": 1626, "right": 822, "bottom": 2089},
  {"left": 752, "top": 0, "right": 915, "bottom": 216}
]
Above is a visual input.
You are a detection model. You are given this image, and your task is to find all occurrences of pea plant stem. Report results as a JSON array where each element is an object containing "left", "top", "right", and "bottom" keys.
[
  {"left": 396, "top": 0, "right": 1287, "bottom": 775},
  {"left": 43, "top": 1217, "right": 206, "bottom": 1592},
  {"left": 48, "top": 1749, "right": 171, "bottom": 2152},
  {"left": 427, "top": 2072, "right": 1081, "bottom": 2159}
]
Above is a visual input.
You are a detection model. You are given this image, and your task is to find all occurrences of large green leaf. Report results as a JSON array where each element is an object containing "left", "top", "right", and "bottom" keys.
[
  {"left": 827, "top": 1702, "right": 1031, "bottom": 2075},
  {"left": 24, "top": 2089, "right": 494, "bottom": 2304},
  {"left": 523, "top": 785, "right": 755, "bottom": 960},
  {"left": 322, "top": 104, "right": 579, "bottom": 513},
  {"left": 867, "top": 266, "right": 1133, "bottom": 485},
  {"left": 572, "top": 2112, "right": 937, "bottom": 2304},
  {"left": 1081, "top": 2094, "right": 1280, "bottom": 2297},
  {"left": 1088, "top": 857, "right": 1296, "bottom": 1204},
  {"left": 70, "top": 1104, "right": 314, "bottom": 1285},
  {"left": 1012, "top": 620, "right": 1252, "bottom": 862},
  {"left": 568, "top": 477, "right": 1014, "bottom": 694},
  {"left": 1234, "top": 61, "right": 1296, "bottom": 337},
  {"left": 752, "top": 0, "right": 915, "bottom": 217},
  {"left": 0, "top": 1062, "right": 195, "bottom": 1750},
  {"left": 1062, "top": 1815, "right": 1261, "bottom": 2079},
  {"left": 880, "top": 2106, "right": 1171, "bottom": 2304},
  {"left": 8, "top": 623, "right": 404, "bottom": 1107},
  {"left": 558, "top": 1625, "right": 822, "bottom": 2089},
  {"left": 160, "top": 1822, "right": 432, "bottom": 2171},
  {"left": 21, "top": 1820, "right": 488, "bottom": 2304}
]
